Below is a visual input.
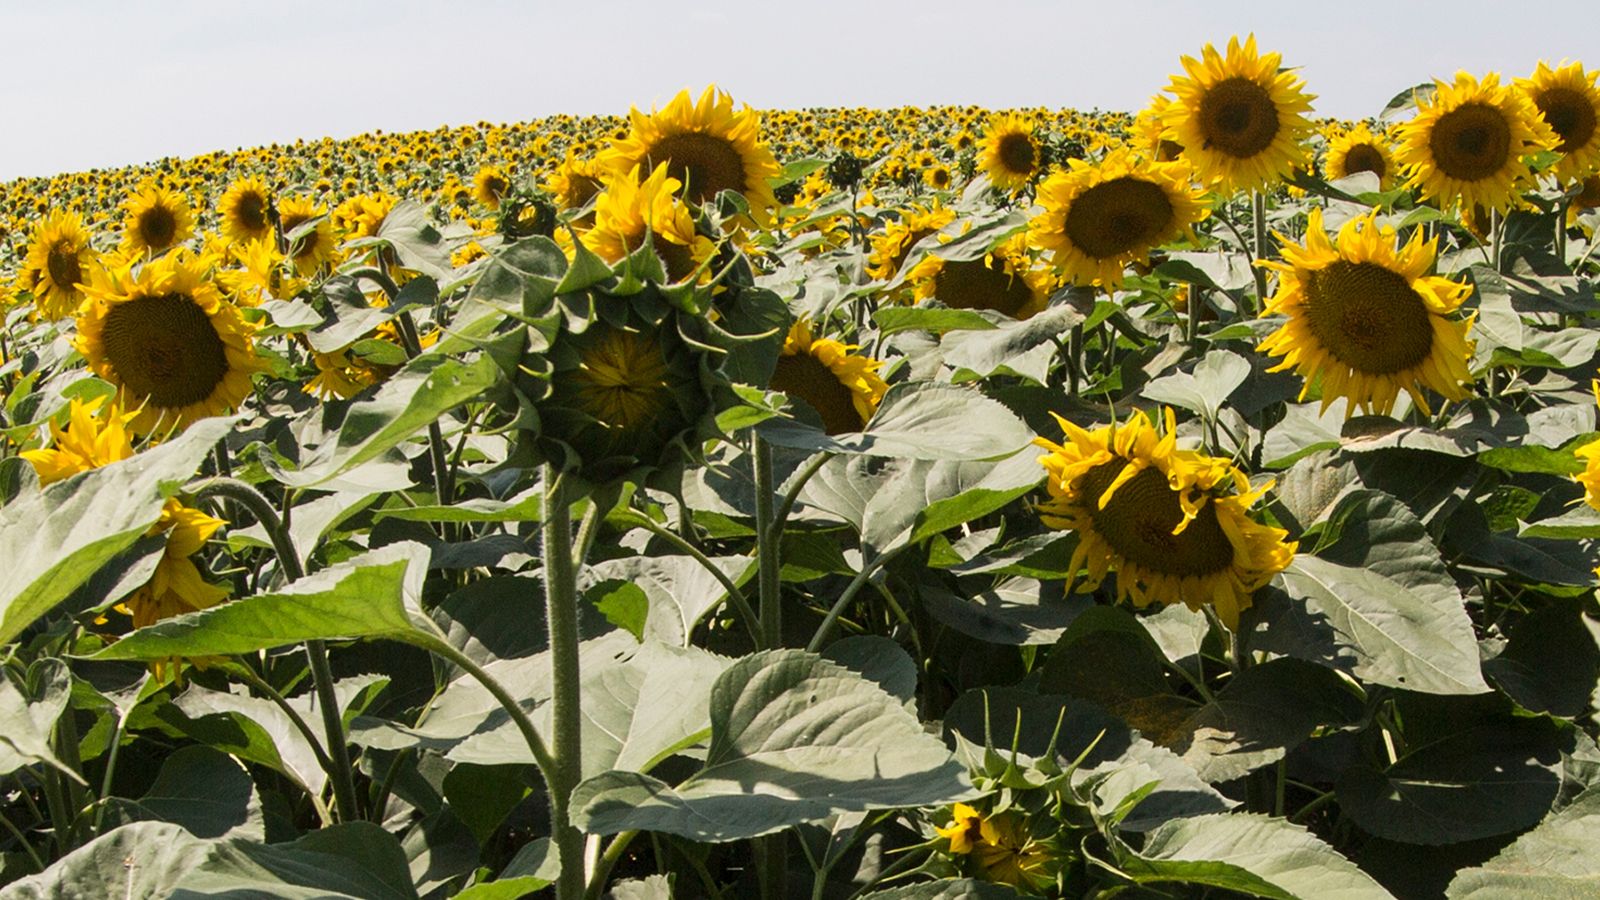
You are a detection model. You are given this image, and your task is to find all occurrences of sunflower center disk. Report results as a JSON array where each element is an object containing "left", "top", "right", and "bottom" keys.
[
  {"left": 572, "top": 331, "right": 672, "bottom": 431},
  {"left": 1079, "top": 461, "right": 1234, "bottom": 577},
  {"left": 931, "top": 258, "right": 1036, "bottom": 318},
  {"left": 46, "top": 241, "right": 83, "bottom": 290},
  {"left": 238, "top": 194, "right": 269, "bottom": 232},
  {"left": 1536, "top": 87, "right": 1597, "bottom": 153},
  {"left": 997, "top": 133, "right": 1036, "bottom": 177},
  {"left": 138, "top": 206, "right": 178, "bottom": 249},
  {"left": 101, "top": 294, "right": 230, "bottom": 408},
  {"left": 648, "top": 133, "right": 749, "bottom": 205},
  {"left": 1198, "top": 77, "right": 1280, "bottom": 158},
  {"left": 1429, "top": 103, "right": 1513, "bottom": 181},
  {"left": 769, "top": 353, "right": 863, "bottom": 435},
  {"left": 1342, "top": 144, "right": 1387, "bottom": 179},
  {"left": 1063, "top": 177, "right": 1175, "bottom": 259},
  {"left": 1302, "top": 260, "right": 1434, "bottom": 375}
]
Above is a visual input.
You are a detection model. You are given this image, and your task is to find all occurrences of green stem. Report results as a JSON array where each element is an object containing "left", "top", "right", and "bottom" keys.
[
  {"left": 627, "top": 513, "right": 760, "bottom": 646},
  {"left": 0, "top": 806, "right": 45, "bottom": 873},
  {"left": 189, "top": 477, "right": 362, "bottom": 825},
  {"left": 234, "top": 666, "right": 342, "bottom": 826},
  {"left": 542, "top": 466, "right": 586, "bottom": 900},
  {"left": 769, "top": 451, "right": 835, "bottom": 547},
  {"left": 806, "top": 550, "right": 901, "bottom": 653},
  {"left": 1290, "top": 787, "right": 1338, "bottom": 825},
  {"left": 1251, "top": 190, "right": 1271, "bottom": 313},
  {"left": 753, "top": 434, "right": 783, "bottom": 650},
  {"left": 585, "top": 830, "right": 639, "bottom": 900},
  {"left": 1490, "top": 207, "right": 1503, "bottom": 273},
  {"left": 40, "top": 766, "right": 72, "bottom": 858},
  {"left": 52, "top": 701, "right": 87, "bottom": 848},
  {"left": 90, "top": 709, "right": 130, "bottom": 836}
]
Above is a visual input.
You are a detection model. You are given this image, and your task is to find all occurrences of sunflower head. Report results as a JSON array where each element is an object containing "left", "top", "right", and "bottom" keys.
[
  {"left": 1518, "top": 61, "right": 1600, "bottom": 183},
  {"left": 1258, "top": 208, "right": 1476, "bottom": 418},
  {"left": 867, "top": 201, "right": 956, "bottom": 282},
  {"left": 19, "top": 397, "right": 139, "bottom": 485},
  {"left": 767, "top": 319, "right": 888, "bottom": 435},
  {"left": 1035, "top": 408, "right": 1295, "bottom": 628},
  {"left": 120, "top": 182, "right": 196, "bottom": 257},
  {"left": 936, "top": 803, "right": 1061, "bottom": 892},
  {"left": 474, "top": 165, "right": 511, "bottom": 210},
  {"left": 218, "top": 176, "right": 274, "bottom": 246},
  {"left": 581, "top": 162, "right": 716, "bottom": 283},
  {"left": 1325, "top": 123, "right": 1396, "bottom": 189},
  {"left": 1028, "top": 147, "right": 1207, "bottom": 288},
  {"left": 1160, "top": 34, "right": 1316, "bottom": 194},
  {"left": 21, "top": 209, "right": 97, "bottom": 320},
  {"left": 1395, "top": 71, "right": 1559, "bottom": 214},
  {"left": 977, "top": 114, "right": 1041, "bottom": 193},
  {"left": 278, "top": 196, "right": 338, "bottom": 275},
  {"left": 598, "top": 85, "right": 782, "bottom": 229},
  {"left": 76, "top": 251, "right": 265, "bottom": 434},
  {"left": 545, "top": 153, "right": 605, "bottom": 216},
  {"left": 906, "top": 234, "right": 1054, "bottom": 320}
]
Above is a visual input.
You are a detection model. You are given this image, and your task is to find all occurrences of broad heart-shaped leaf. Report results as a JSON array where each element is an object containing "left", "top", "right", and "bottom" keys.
[
  {"left": 1260, "top": 555, "right": 1489, "bottom": 695},
  {"left": 0, "top": 416, "right": 232, "bottom": 646},
  {"left": 264, "top": 352, "right": 497, "bottom": 489},
  {"left": 1141, "top": 350, "right": 1252, "bottom": 422},
  {"left": 1312, "top": 490, "right": 1461, "bottom": 609},
  {"left": 1446, "top": 786, "right": 1600, "bottom": 898},
  {"left": 87, "top": 542, "right": 430, "bottom": 662},
  {"left": 0, "top": 820, "right": 417, "bottom": 900},
  {"left": 581, "top": 554, "right": 755, "bottom": 647},
  {"left": 801, "top": 449, "right": 1042, "bottom": 558},
  {"left": 570, "top": 649, "right": 974, "bottom": 841},
  {"left": 1112, "top": 813, "right": 1394, "bottom": 900},
  {"left": 563, "top": 641, "right": 731, "bottom": 780},
  {"left": 0, "top": 659, "right": 75, "bottom": 779},
  {"left": 121, "top": 745, "right": 263, "bottom": 840},
  {"left": 1483, "top": 599, "right": 1600, "bottom": 717},
  {"left": 938, "top": 304, "right": 1084, "bottom": 381},
  {"left": 1176, "top": 658, "right": 1364, "bottom": 783},
  {"left": 757, "top": 382, "right": 1034, "bottom": 461},
  {"left": 918, "top": 577, "right": 1089, "bottom": 646}
]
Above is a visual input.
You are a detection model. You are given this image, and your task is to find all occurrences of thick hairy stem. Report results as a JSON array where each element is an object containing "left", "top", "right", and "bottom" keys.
[
  {"left": 542, "top": 467, "right": 586, "bottom": 900},
  {"left": 753, "top": 435, "right": 783, "bottom": 650}
]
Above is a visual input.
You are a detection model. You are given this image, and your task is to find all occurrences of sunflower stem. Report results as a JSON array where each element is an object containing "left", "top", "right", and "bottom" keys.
[
  {"left": 1556, "top": 200, "right": 1569, "bottom": 264},
  {"left": 189, "top": 477, "right": 363, "bottom": 826},
  {"left": 541, "top": 465, "right": 586, "bottom": 900},
  {"left": 1251, "top": 191, "right": 1271, "bottom": 313},
  {"left": 753, "top": 433, "right": 783, "bottom": 650},
  {"left": 627, "top": 511, "right": 761, "bottom": 646},
  {"left": 1490, "top": 207, "right": 1503, "bottom": 273}
]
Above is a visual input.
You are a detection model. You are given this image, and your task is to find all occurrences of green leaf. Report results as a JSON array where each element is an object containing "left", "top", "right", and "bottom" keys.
[
  {"left": 1141, "top": 350, "right": 1252, "bottom": 422},
  {"left": 758, "top": 382, "right": 1035, "bottom": 461},
  {"left": 1483, "top": 599, "right": 1600, "bottom": 717},
  {"left": 1446, "top": 787, "right": 1600, "bottom": 898},
  {"left": 0, "top": 821, "right": 217, "bottom": 899},
  {"left": 1113, "top": 813, "right": 1394, "bottom": 899},
  {"left": 264, "top": 353, "right": 497, "bottom": 489},
  {"left": 1520, "top": 504, "right": 1600, "bottom": 539},
  {"left": 570, "top": 649, "right": 974, "bottom": 841},
  {"left": 859, "top": 880, "right": 1023, "bottom": 899},
  {"left": 87, "top": 542, "right": 429, "bottom": 661},
  {"left": 454, "top": 839, "right": 558, "bottom": 900},
  {"left": 373, "top": 486, "right": 543, "bottom": 523},
  {"left": 0, "top": 416, "right": 232, "bottom": 646},
  {"left": 568, "top": 641, "right": 731, "bottom": 780},
  {"left": 872, "top": 307, "right": 1001, "bottom": 336},
  {"left": 130, "top": 745, "right": 262, "bottom": 839},
  {"left": 1177, "top": 658, "right": 1363, "bottom": 782},
  {"left": 582, "top": 554, "right": 754, "bottom": 647},
  {"left": 1265, "top": 554, "right": 1489, "bottom": 695},
  {"left": 0, "top": 659, "right": 77, "bottom": 780},
  {"left": 918, "top": 577, "right": 1089, "bottom": 646},
  {"left": 939, "top": 305, "right": 1082, "bottom": 382}
]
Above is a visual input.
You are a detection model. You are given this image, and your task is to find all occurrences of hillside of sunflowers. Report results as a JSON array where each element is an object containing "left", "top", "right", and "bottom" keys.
[{"left": 4, "top": 33, "right": 1600, "bottom": 899}]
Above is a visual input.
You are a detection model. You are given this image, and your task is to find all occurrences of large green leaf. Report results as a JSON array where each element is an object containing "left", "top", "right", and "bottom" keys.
[
  {"left": 582, "top": 554, "right": 755, "bottom": 647},
  {"left": 0, "top": 416, "right": 232, "bottom": 646},
  {"left": 1141, "top": 350, "right": 1252, "bottom": 422},
  {"left": 570, "top": 648, "right": 974, "bottom": 841},
  {"left": 1177, "top": 658, "right": 1364, "bottom": 782},
  {"left": 758, "top": 382, "right": 1034, "bottom": 461},
  {"left": 1446, "top": 787, "right": 1600, "bottom": 898},
  {"left": 121, "top": 745, "right": 263, "bottom": 840},
  {"left": 87, "top": 543, "right": 430, "bottom": 661},
  {"left": 918, "top": 577, "right": 1088, "bottom": 646},
  {"left": 0, "top": 659, "right": 76, "bottom": 779},
  {"left": 264, "top": 353, "right": 497, "bottom": 489},
  {"left": 1112, "top": 813, "right": 1394, "bottom": 899}
]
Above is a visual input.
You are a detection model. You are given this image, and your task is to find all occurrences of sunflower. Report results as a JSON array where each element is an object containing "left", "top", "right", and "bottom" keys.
[
  {"left": 1160, "top": 34, "right": 1316, "bottom": 194},
  {"left": 19, "top": 396, "right": 137, "bottom": 483},
  {"left": 217, "top": 239, "right": 304, "bottom": 307},
  {"left": 332, "top": 192, "right": 397, "bottom": 239},
  {"left": 768, "top": 320, "right": 887, "bottom": 435},
  {"left": 1394, "top": 71, "right": 1558, "bottom": 214},
  {"left": 580, "top": 162, "right": 716, "bottom": 282},
  {"left": 1133, "top": 95, "right": 1184, "bottom": 162},
  {"left": 936, "top": 803, "right": 1059, "bottom": 892},
  {"left": 977, "top": 114, "right": 1040, "bottom": 192},
  {"left": 1518, "top": 61, "right": 1600, "bottom": 183},
  {"left": 1257, "top": 208, "right": 1475, "bottom": 418},
  {"left": 1575, "top": 383, "right": 1600, "bottom": 513},
  {"left": 217, "top": 176, "right": 274, "bottom": 246},
  {"left": 1028, "top": 147, "right": 1207, "bottom": 288},
  {"left": 545, "top": 153, "right": 606, "bottom": 214},
  {"left": 1035, "top": 408, "right": 1295, "bottom": 628},
  {"left": 923, "top": 164, "right": 954, "bottom": 191},
  {"left": 76, "top": 251, "right": 264, "bottom": 433},
  {"left": 1325, "top": 123, "right": 1395, "bottom": 188},
  {"left": 20, "top": 210, "right": 97, "bottom": 319},
  {"left": 277, "top": 197, "right": 338, "bottom": 274},
  {"left": 120, "top": 182, "right": 195, "bottom": 256},
  {"left": 473, "top": 165, "right": 510, "bottom": 209},
  {"left": 905, "top": 234, "right": 1054, "bottom": 320},
  {"left": 598, "top": 85, "right": 781, "bottom": 227},
  {"left": 867, "top": 201, "right": 956, "bottom": 281}
]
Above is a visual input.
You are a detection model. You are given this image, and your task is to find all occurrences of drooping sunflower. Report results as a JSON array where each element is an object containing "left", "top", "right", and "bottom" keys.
[
  {"left": 120, "top": 182, "right": 195, "bottom": 257},
  {"left": 1035, "top": 408, "right": 1296, "bottom": 629},
  {"left": 277, "top": 196, "right": 338, "bottom": 275},
  {"left": 20, "top": 210, "right": 97, "bottom": 320},
  {"left": 76, "top": 251, "right": 264, "bottom": 433},
  {"left": 217, "top": 176, "right": 274, "bottom": 246},
  {"left": 1028, "top": 148, "right": 1207, "bottom": 288},
  {"left": 19, "top": 396, "right": 137, "bottom": 483},
  {"left": 217, "top": 239, "right": 304, "bottom": 307},
  {"left": 905, "top": 234, "right": 1054, "bottom": 320},
  {"left": 545, "top": 153, "right": 606, "bottom": 215},
  {"left": 1518, "top": 61, "right": 1600, "bottom": 183},
  {"left": 580, "top": 162, "right": 716, "bottom": 282},
  {"left": 866, "top": 201, "right": 956, "bottom": 281},
  {"left": 473, "top": 165, "right": 510, "bottom": 210},
  {"left": 936, "top": 803, "right": 1059, "bottom": 893},
  {"left": 977, "top": 114, "right": 1040, "bottom": 192},
  {"left": 768, "top": 320, "right": 887, "bottom": 435},
  {"left": 1258, "top": 208, "right": 1475, "bottom": 417},
  {"left": 1394, "top": 71, "right": 1558, "bottom": 214},
  {"left": 1325, "top": 123, "right": 1395, "bottom": 189},
  {"left": 598, "top": 85, "right": 781, "bottom": 227},
  {"left": 1160, "top": 34, "right": 1316, "bottom": 194},
  {"left": 1132, "top": 95, "right": 1184, "bottom": 162}
]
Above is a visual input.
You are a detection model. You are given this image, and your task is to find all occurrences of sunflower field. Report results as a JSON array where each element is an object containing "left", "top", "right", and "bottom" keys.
[{"left": 4, "top": 34, "right": 1600, "bottom": 900}]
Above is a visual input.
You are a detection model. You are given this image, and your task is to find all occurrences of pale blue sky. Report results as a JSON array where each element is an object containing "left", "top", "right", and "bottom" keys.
[{"left": 2, "top": 0, "right": 1597, "bottom": 180}]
